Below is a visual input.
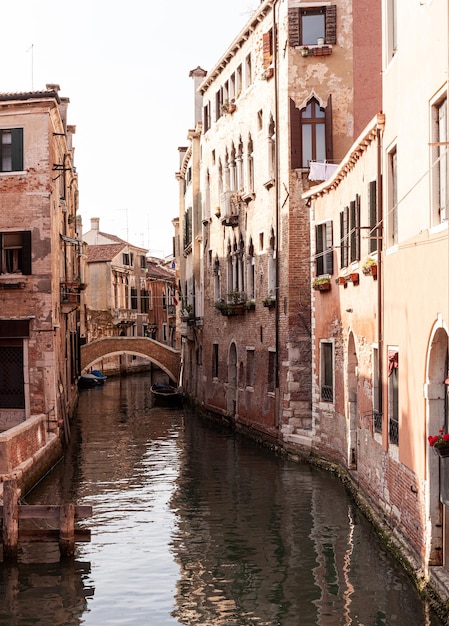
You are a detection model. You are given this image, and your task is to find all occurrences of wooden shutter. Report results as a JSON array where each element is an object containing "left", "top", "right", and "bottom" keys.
[
  {"left": 350, "top": 200, "right": 356, "bottom": 262},
  {"left": 325, "top": 94, "right": 333, "bottom": 162},
  {"left": 340, "top": 207, "right": 349, "bottom": 268},
  {"left": 21, "top": 231, "right": 32, "bottom": 275},
  {"left": 368, "top": 180, "right": 378, "bottom": 254},
  {"left": 262, "top": 30, "right": 272, "bottom": 68},
  {"left": 315, "top": 224, "right": 324, "bottom": 276},
  {"left": 325, "top": 5, "right": 337, "bottom": 45},
  {"left": 325, "top": 221, "right": 334, "bottom": 275},
  {"left": 11, "top": 128, "right": 23, "bottom": 171},
  {"left": 290, "top": 99, "right": 302, "bottom": 169},
  {"left": 288, "top": 8, "right": 301, "bottom": 47},
  {"left": 355, "top": 194, "right": 361, "bottom": 261}
]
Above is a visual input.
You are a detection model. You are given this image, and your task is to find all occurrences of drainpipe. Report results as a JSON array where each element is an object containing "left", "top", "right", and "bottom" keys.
[
  {"left": 376, "top": 113, "right": 385, "bottom": 436},
  {"left": 273, "top": 0, "right": 280, "bottom": 431}
]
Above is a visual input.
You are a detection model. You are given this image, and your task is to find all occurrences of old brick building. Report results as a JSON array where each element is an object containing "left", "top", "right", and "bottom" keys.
[
  {"left": 0, "top": 85, "right": 83, "bottom": 480},
  {"left": 176, "top": 0, "right": 381, "bottom": 439}
]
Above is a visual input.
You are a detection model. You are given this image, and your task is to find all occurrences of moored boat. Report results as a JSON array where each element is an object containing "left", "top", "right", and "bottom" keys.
[
  {"left": 78, "top": 369, "right": 107, "bottom": 388},
  {"left": 150, "top": 382, "right": 182, "bottom": 406}
]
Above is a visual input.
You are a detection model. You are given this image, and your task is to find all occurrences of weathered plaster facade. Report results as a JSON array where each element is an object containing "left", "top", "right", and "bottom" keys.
[{"left": 0, "top": 86, "right": 83, "bottom": 485}]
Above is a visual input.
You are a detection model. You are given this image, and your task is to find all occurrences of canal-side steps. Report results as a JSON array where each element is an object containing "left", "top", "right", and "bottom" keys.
[{"left": 0, "top": 479, "right": 92, "bottom": 559}]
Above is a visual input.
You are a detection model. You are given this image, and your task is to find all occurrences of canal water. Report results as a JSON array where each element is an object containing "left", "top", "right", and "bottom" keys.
[{"left": 0, "top": 372, "right": 445, "bottom": 625}]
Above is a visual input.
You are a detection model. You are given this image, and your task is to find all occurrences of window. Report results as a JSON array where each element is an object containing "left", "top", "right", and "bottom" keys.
[
  {"left": 212, "top": 343, "right": 219, "bottom": 378},
  {"left": 140, "top": 255, "right": 146, "bottom": 269},
  {"left": 0, "top": 339, "right": 25, "bottom": 408},
  {"left": 203, "top": 101, "right": 211, "bottom": 133},
  {"left": 387, "top": 146, "right": 398, "bottom": 246},
  {"left": 0, "top": 231, "right": 32, "bottom": 274},
  {"left": 184, "top": 206, "right": 192, "bottom": 249},
  {"left": 290, "top": 97, "right": 333, "bottom": 168},
  {"left": 315, "top": 221, "right": 334, "bottom": 276},
  {"left": 320, "top": 341, "right": 334, "bottom": 402},
  {"left": 0, "top": 128, "right": 23, "bottom": 172},
  {"left": 431, "top": 96, "right": 447, "bottom": 224},
  {"left": 373, "top": 347, "right": 382, "bottom": 434},
  {"left": 246, "top": 348, "right": 255, "bottom": 388},
  {"left": 388, "top": 350, "right": 399, "bottom": 445},
  {"left": 122, "top": 252, "right": 133, "bottom": 266},
  {"left": 245, "top": 54, "right": 252, "bottom": 88},
  {"left": 130, "top": 288, "right": 138, "bottom": 310},
  {"left": 386, "top": 0, "right": 398, "bottom": 59},
  {"left": 268, "top": 349, "right": 276, "bottom": 393},
  {"left": 288, "top": 5, "right": 337, "bottom": 47}
]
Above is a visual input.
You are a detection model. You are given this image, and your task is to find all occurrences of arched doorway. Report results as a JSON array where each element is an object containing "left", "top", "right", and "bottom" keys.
[
  {"left": 427, "top": 322, "right": 449, "bottom": 566},
  {"left": 347, "top": 332, "right": 358, "bottom": 469},
  {"left": 227, "top": 342, "right": 238, "bottom": 416}
]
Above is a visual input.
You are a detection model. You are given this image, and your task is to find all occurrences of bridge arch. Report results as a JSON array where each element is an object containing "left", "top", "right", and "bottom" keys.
[{"left": 81, "top": 337, "right": 181, "bottom": 383}]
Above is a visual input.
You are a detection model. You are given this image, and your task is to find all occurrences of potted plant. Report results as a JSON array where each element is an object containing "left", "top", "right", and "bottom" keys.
[
  {"left": 362, "top": 257, "right": 378, "bottom": 277},
  {"left": 246, "top": 299, "right": 256, "bottom": 311},
  {"left": 263, "top": 296, "right": 276, "bottom": 309},
  {"left": 349, "top": 272, "right": 360, "bottom": 285},
  {"left": 300, "top": 46, "right": 310, "bottom": 57},
  {"left": 312, "top": 276, "right": 331, "bottom": 291},
  {"left": 428, "top": 430, "right": 449, "bottom": 457}
]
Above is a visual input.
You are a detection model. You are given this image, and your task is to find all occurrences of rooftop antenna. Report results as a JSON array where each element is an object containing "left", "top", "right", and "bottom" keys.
[{"left": 27, "top": 44, "right": 34, "bottom": 90}]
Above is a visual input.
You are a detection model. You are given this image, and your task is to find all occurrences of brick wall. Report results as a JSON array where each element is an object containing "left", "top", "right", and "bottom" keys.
[{"left": 0, "top": 414, "right": 48, "bottom": 474}]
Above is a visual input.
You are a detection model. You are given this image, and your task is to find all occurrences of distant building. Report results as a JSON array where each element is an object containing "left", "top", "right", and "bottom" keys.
[
  {"left": 146, "top": 256, "right": 177, "bottom": 348},
  {"left": 83, "top": 217, "right": 150, "bottom": 373},
  {"left": 0, "top": 85, "right": 83, "bottom": 481}
]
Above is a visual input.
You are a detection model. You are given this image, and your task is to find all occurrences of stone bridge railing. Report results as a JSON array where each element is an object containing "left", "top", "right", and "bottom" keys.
[{"left": 81, "top": 337, "right": 181, "bottom": 383}]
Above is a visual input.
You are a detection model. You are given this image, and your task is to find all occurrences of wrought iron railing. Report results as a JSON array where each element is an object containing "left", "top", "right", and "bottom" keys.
[
  {"left": 389, "top": 416, "right": 399, "bottom": 445},
  {"left": 373, "top": 410, "right": 382, "bottom": 434},
  {"left": 320, "top": 385, "right": 333, "bottom": 402}
]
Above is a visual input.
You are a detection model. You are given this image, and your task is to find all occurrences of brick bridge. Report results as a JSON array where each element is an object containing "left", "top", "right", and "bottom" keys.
[{"left": 80, "top": 337, "right": 181, "bottom": 383}]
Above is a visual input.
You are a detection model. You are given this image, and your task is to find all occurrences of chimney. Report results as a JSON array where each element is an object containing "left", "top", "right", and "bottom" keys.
[
  {"left": 189, "top": 66, "right": 207, "bottom": 127},
  {"left": 91, "top": 217, "right": 100, "bottom": 231}
]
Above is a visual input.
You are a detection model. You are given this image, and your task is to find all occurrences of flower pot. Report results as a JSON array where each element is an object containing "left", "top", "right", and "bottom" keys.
[
  {"left": 314, "top": 282, "right": 331, "bottom": 291},
  {"left": 434, "top": 444, "right": 449, "bottom": 458}
]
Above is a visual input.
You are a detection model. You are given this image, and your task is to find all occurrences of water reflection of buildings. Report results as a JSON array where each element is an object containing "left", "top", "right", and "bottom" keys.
[
  {"left": 0, "top": 560, "right": 92, "bottom": 626},
  {"left": 169, "top": 415, "right": 436, "bottom": 625}
]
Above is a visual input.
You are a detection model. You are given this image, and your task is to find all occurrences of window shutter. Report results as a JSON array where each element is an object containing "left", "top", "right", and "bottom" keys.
[
  {"left": 288, "top": 8, "right": 301, "bottom": 47},
  {"left": 355, "top": 194, "right": 361, "bottom": 261},
  {"left": 341, "top": 207, "right": 349, "bottom": 268},
  {"left": 315, "top": 225, "right": 324, "bottom": 276},
  {"left": 350, "top": 200, "right": 356, "bottom": 263},
  {"left": 11, "top": 128, "right": 23, "bottom": 171},
  {"left": 21, "top": 231, "right": 32, "bottom": 275},
  {"left": 0, "top": 234, "right": 2, "bottom": 273},
  {"left": 368, "top": 180, "right": 378, "bottom": 254},
  {"left": 262, "top": 31, "right": 272, "bottom": 68},
  {"left": 325, "top": 221, "right": 334, "bottom": 275},
  {"left": 325, "top": 95, "right": 333, "bottom": 162},
  {"left": 290, "top": 99, "right": 302, "bottom": 169},
  {"left": 325, "top": 5, "right": 337, "bottom": 45}
]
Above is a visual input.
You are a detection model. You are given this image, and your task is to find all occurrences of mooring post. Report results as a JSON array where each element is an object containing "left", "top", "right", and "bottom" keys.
[
  {"left": 3, "top": 479, "right": 19, "bottom": 560},
  {"left": 59, "top": 503, "right": 75, "bottom": 557}
]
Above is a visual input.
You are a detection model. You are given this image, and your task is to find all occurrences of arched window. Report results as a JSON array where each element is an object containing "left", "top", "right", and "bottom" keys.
[{"left": 290, "top": 96, "right": 333, "bottom": 168}]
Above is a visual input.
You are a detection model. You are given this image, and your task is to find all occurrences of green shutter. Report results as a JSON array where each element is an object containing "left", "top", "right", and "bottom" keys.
[
  {"left": 325, "top": 221, "right": 334, "bottom": 275},
  {"left": 368, "top": 181, "right": 378, "bottom": 254},
  {"left": 11, "top": 128, "right": 23, "bottom": 171}
]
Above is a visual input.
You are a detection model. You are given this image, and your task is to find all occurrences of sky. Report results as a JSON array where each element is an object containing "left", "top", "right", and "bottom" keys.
[{"left": 0, "top": 0, "right": 260, "bottom": 258}]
